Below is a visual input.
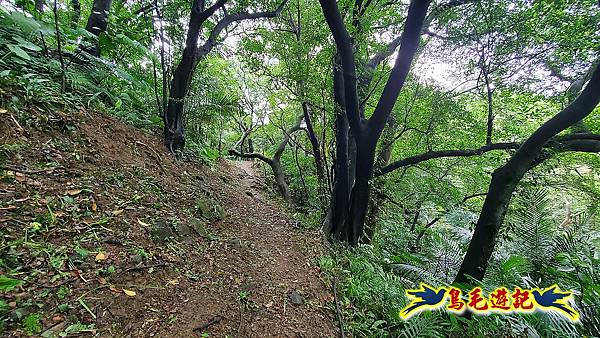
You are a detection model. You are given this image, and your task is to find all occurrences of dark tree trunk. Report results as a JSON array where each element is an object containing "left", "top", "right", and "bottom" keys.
[
  {"left": 346, "top": 138, "right": 377, "bottom": 244},
  {"left": 302, "top": 102, "right": 326, "bottom": 194},
  {"left": 320, "top": 0, "right": 431, "bottom": 244},
  {"left": 71, "top": 0, "right": 81, "bottom": 27},
  {"left": 163, "top": 52, "right": 194, "bottom": 151},
  {"left": 326, "top": 55, "right": 351, "bottom": 239},
  {"left": 163, "top": 0, "right": 286, "bottom": 152},
  {"left": 35, "top": 0, "right": 45, "bottom": 13},
  {"left": 363, "top": 114, "right": 396, "bottom": 243},
  {"left": 454, "top": 63, "right": 600, "bottom": 284},
  {"left": 84, "top": 0, "right": 113, "bottom": 57},
  {"left": 164, "top": 0, "right": 220, "bottom": 151},
  {"left": 484, "top": 66, "right": 494, "bottom": 145}
]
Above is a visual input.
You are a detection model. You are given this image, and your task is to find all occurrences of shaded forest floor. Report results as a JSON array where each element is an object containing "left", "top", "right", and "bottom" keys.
[{"left": 0, "top": 107, "right": 336, "bottom": 337}]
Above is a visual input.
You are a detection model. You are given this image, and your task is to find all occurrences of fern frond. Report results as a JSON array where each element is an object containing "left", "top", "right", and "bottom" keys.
[{"left": 398, "top": 315, "right": 445, "bottom": 338}]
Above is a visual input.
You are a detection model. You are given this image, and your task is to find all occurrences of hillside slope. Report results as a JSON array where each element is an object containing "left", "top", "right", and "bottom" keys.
[{"left": 0, "top": 108, "right": 336, "bottom": 337}]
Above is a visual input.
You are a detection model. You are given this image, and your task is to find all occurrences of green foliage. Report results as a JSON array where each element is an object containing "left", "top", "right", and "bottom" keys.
[
  {"left": 22, "top": 313, "right": 42, "bottom": 336},
  {"left": 0, "top": 276, "right": 23, "bottom": 292},
  {"left": 322, "top": 183, "right": 599, "bottom": 337},
  {"left": 0, "top": 5, "right": 158, "bottom": 128},
  {"left": 1, "top": 0, "right": 599, "bottom": 336}
]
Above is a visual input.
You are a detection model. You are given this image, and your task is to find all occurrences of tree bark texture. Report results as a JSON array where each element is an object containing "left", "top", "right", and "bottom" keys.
[
  {"left": 320, "top": 0, "right": 431, "bottom": 245},
  {"left": 84, "top": 0, "right": 113, "bottom": 57}
]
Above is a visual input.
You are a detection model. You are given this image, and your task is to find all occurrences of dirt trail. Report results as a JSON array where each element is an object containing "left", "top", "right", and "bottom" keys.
[
  {"left": 0, "top": 110, "right": 336, "bottom": 337},
  {"left": 155, "top": 160, "right": 336, "bottom": 337}
]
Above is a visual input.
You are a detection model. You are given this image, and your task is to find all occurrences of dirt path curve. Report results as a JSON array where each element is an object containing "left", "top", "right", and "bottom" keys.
[{"left": 156, "top": 160, "right": 336, "bottom": 337}]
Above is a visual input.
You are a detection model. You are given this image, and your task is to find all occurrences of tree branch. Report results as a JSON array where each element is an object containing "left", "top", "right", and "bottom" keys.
[
  {"left": 376, "top": 133, "right": 600, "bottom": 177},
  {"left": 366, "top": 0, "right": 474, "bottom": 71},
  {"left": 368, "top": 0, "right": 431, "bottom": 136},
  {"left": 274, "top": 114, "right": 304, "bottom": 159},
  {"left": 319, "top": 0, "right": 363, "bottom": 132},
  {"left": 365, "top": 35, "right": 403, "bottom": 71},
  {"left": 229, "top": 114, "right": 303, "bottom": 165},
  {"left": 197, "top": 0, "right": 288, "bottom": 57},
  {"left": 192, "top": 0, "right": 228, "bottom": 35},
  {"left": 228, "top": 149, "right": 273, "bottom": 165}
]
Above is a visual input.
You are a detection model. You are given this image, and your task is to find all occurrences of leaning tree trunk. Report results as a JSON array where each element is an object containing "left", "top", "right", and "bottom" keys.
[
  {"left": 271, "top": 155, "right": 290, "bottom": 200},
  {"left": 83, "top": 0, "right": 113, "bottom": 57},
  {"left": 454, "top": 63, "right": 600, "bottom": 284},
  {"left": 301, "top": 101, "right": 326, "bottom": 196}
]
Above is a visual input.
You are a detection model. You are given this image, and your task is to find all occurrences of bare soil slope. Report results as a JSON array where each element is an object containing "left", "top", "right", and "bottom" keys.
[{"left": 0, "top": 108, "right": 336, "bottom": 337}]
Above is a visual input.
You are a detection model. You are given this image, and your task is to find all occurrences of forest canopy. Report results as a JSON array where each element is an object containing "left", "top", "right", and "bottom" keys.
[{"left": 1, "top": 0, "right": 599, "bottom": 336}]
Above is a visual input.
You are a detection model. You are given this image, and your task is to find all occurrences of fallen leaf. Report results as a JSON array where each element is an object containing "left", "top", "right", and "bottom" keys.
[
  {"left": 66, "top": 189, "right": 82, "bottom": 196},
  {"left": 95, "top": 252, "right": 106, "bottom": 261},
  {"left": 111, "top": 210, "right": 123, "bottom": 216},
  {"left": 265, "top": 301, "right": 273, "bottom": 308},
  {"left": 123, "top": 289, "right": 136, "bottom": 297},
  {"left": 137, "top": 219, "right": 150, "bottom": 227},
  {"left": 166, "top": 279, "right": 179, "bottom": 286},
  {"left": 91, "top": 201, "right": 97, "bottom": 212},
  {"left": 97, "top": 277, "right": 106, "bottom": 285},
  {"left": 51, "top": 316, "right": 63, "bottom": 322},
  {"left": 109, "top": 285, "right": 119, "bottom": 292},
  {"left": 15, "top": 172, "right": 26, "bottom": 182}
]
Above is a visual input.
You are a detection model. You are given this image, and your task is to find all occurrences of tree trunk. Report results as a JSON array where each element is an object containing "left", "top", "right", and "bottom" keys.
[
  {"left": 35, "top": 0, "right": 45, "bottom": 13},
  {"left": 84, "top": 0, "right": 113, "bottom": 57},
  {"left": 329, "top": 112, "right": 351, "bottom": 239},
  {"left": 326, "top": 55, "right": 350, "bottom": 239},
  {"left": 163, "top": 0, "right": 212, "bottom": 151},
  {"left": 454, "top": 63, "right": 600, "bottom": 284},
  {"left": 163, "top": 0, "right": 286, "bottom": 152},
  {"left": 363, "top": 114, "right": 396, "bottom": 243},
  {"left": 71, "top": 0, "right": 81, "bottom": 27},
  {"left": 163, "top": 57, "right": 194, "bottom": 151},
  {"left": 302, "top": 102, "right": 326, "bottom": 195},
  {"left": 319, "top": 0, "right": 431, "bottom": 244},
  {"left": 270, "top": 159, "right": 290, "bottom": 201},
  {"left": 346, "top": 138, "right": 377, "bottom": 244}
]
